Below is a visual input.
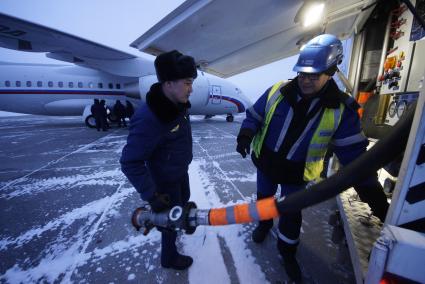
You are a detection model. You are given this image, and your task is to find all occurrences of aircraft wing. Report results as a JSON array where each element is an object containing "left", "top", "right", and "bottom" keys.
[
  {"left": 131, "top": 0, "right": 375, "bottom": 78},
  {"left": 0, "top": 12, "right": 154, "bottom": 77}
]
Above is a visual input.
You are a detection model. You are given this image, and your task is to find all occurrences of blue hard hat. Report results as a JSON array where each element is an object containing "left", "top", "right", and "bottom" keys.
[{"left": 293, "top": 34, "right": 343, "bottom": 74}]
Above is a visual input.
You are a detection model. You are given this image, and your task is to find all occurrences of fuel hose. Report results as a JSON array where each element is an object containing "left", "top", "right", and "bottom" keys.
[{"left": 132, "top": 104, "right": 414, "bottom": 233}]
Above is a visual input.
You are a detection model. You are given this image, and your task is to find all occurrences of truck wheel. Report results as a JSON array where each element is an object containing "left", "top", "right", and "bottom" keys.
[{"left": 85, "top": 115, "right": 96, "bottom": 128}]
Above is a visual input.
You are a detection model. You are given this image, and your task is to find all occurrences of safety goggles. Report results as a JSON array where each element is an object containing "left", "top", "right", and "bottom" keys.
[{"left": 297, "top": 72, "right": 322, "bottom": 81}]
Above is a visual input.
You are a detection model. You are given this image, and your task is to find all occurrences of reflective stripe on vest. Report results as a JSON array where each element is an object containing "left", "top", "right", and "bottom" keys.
[
  {"left": 303, "top": 104, "right": 344, "bottom": 181},
  {"left": 252, "top": 81, "right": 345, "bottom": 182},
  {"left": 252, "top": 81, "right": 285, "bottom": 157}
]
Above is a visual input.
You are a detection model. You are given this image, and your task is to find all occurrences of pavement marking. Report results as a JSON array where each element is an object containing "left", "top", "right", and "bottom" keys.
[
  {"left": 201, "top": 123, "right": 283, "bottom": 241},
  {"left": 186, "top": 160, "right": 268, "bottom": 283},
  {"left": 0, "top": 164, "right": 122, "bottom": 174},
  {"left": 61, "top": 179, "right": 128, "bottom": 283},
  {"left": 195, "top": 139, "right": 247, "bottom": 202},
  {"left": 0, "top": 130, "right": 120, "bottom": 193}
]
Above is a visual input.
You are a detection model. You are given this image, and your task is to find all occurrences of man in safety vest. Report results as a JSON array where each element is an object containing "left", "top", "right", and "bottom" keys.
[{"left": 236, "top": 34, "right": 389, "bottom": 282}]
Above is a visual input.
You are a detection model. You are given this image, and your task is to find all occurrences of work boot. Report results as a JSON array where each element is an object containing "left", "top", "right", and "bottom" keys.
[
  {"left": 161, "top": 253, "right": 193, "bottom": 270},
  {"left": 277, "top": 239, "right": 301, "bottom": 283},
  {"left": 252, "top": 220, "right": 273, "bottom": 243}
]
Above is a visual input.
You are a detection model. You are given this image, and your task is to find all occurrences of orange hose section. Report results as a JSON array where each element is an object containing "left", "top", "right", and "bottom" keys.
[
  {"left": 256, "top": 197, "right": 279, "bottom": 220},
  {"left": 357, "top": 108, "right": 364, "bottom": 118},
  {"left": 209, "top": 207, "right": 227, "bottom": 225},
  {"left": 234, "top": 203, "right": 253, "bottom": 224},
  {"left": 357, "top": 92, "right": 372, "bottom": 104},
  {"left": 209, "top": 197, "right": 279, "bottom": 226}
]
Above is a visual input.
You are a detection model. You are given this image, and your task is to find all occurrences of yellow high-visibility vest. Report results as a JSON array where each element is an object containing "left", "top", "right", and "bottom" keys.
[{"left": 252, "top": 81, "right": 344, "bottom": 181}]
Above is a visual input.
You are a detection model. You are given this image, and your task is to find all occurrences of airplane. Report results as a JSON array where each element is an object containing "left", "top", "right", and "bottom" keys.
[{"left": 0, "top": 12, "right": 252, "bottom": 126}]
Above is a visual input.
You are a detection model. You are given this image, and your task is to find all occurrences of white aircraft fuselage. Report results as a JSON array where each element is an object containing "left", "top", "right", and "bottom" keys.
[{"left": 0, "top": 61, "right": 251, "bottom": 123}]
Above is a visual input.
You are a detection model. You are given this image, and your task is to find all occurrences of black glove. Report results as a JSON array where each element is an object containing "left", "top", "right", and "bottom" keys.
[
  {"left": 236, "top": 135, "right": 252, "bottom": 158},
  {"left": 148, "top": 193, "right": 171, "bottom": 213}
]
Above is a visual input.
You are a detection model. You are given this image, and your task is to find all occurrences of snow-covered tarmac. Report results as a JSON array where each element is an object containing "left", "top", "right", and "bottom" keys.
[{"left": 0, "top": 114, "right": 355, "bottom": 283}]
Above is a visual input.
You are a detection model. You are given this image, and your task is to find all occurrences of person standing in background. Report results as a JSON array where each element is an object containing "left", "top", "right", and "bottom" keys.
[
  {"left": 91, "top": 99, "right": 106, "bottom": 131},
  {"left": 100, "top": 99, "right": 109, "bottom": 130},
  {"left": 113, "top": 100, "right": 127, "bottom": 127}
]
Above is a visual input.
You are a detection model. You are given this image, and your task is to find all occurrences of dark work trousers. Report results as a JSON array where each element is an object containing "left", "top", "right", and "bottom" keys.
[
  {"left": 257, "top": 169, "right": 304, "bottom": 244},
  {"left": 94, "top": 115, "right": 106, "bottom": 131},
  {"left": 156, "top": 173, "right": 190, "bottom": 265}
]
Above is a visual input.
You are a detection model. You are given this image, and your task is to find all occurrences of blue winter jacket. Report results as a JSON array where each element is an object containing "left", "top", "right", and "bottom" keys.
[
  {"left": 120, "top": 83, "right": 193, "bottom": 201},
  {"left": 239, "top": 78, "right": 368, "bottom": 184},
  {"left": 238, "top": 78, "right": 389, "bottom": 220}
]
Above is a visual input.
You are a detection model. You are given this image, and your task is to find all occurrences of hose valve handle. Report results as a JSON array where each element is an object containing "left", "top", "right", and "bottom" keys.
[{"left": 131, "top": 207, "right": 145, "bottom": 231}]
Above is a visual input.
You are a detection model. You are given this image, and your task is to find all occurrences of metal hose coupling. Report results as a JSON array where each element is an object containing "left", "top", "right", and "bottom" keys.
[
  {"left": 131, "top": 201, "right": 199, "bottom": 235},
  {"left": 131, "top": 197, "right": 281, "bottom": 234}
]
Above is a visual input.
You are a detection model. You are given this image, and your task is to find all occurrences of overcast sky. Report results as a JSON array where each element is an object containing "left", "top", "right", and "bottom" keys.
[{"left": 0, "top": 0, "right": 301, "bottom": 101}]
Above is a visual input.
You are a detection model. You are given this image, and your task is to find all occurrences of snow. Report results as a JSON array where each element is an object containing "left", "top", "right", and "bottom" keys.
[
  {"left": 0, "top": 115, "right": 355, "bottom": 283},
  {"left": 0, "top": 111, "right": 28, "bottom": 117},
  {"left": 185, "top": 160, "right": 267, "bottom": 283},
  {"left": 0, "top": 148, "right": 268, "bottom": 283},
  {"left": 127, "top": 273, "right": 135, "bottom": 280}
]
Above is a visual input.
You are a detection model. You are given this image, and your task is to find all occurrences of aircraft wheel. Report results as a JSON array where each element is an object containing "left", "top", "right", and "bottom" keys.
[
  {"left": 85, "top": 115, "right": 96, "bottom": 128},
  {"left": 226, "top": 114, "right": 234, "bottom": 122}
]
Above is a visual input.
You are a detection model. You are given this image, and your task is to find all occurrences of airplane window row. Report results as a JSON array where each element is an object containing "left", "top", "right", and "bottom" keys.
[{"left": 3, "top": 80, "right": 121, "bottom": 90}]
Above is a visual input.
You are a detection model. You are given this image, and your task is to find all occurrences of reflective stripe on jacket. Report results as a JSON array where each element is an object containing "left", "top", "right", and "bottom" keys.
[
  {"left": 252, "top": 81, "right": 285, "bottom": 157},
  {"left": 252, "top": 81, "right": 344, "bottom": 182}
]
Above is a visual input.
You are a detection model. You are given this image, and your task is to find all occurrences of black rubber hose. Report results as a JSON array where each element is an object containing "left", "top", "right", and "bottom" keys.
[
  {"left": 277, "top": 102, "right": 415, "bottom": 214},
  {"left": 363, "top": 78, "right": 377, "bottom": 92}
]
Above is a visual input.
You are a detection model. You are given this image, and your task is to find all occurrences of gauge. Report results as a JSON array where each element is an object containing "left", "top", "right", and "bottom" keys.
[
  {"left": 396, "top": 100, "right": 407, "bottom": 118},
  {"left": 388, "top": 101, "right": 397, "bottom": 118}
]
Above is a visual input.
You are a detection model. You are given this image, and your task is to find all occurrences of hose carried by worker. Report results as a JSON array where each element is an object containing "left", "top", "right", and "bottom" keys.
[{"left": 132, "top": 103, "right": 415, "bottom": 235}]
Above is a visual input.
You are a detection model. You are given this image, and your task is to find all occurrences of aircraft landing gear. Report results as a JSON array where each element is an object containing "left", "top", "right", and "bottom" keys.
[
  {"left": 226, "top": 114, "right": 234, "bottom": 122},
  {"left": 85, "top": 115, "right": 96, "bottom": 128}
]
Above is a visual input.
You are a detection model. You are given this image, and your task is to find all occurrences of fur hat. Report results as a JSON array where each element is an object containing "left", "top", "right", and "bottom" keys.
[{"left": 154, "top": 50, "right": 198, "bottom": 82}]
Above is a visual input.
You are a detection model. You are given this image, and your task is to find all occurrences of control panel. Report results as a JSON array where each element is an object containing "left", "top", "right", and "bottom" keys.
[{"left": 379, "top": 3, "right": 415, "bottom": 94}]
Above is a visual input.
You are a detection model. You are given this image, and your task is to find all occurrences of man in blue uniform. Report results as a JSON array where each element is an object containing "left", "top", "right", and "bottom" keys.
[
  {"left": 236, "top": 34, "right": 389, "bottom": 282},
  {"left": 120, "top": 50, "right": 197, "bottom": 270}
]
